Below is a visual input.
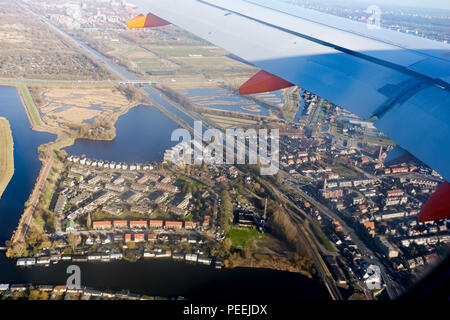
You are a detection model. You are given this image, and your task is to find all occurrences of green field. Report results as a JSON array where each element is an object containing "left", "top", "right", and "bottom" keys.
[
  {"left": 309, "top": 222, "right": 335, "bottom": 253},
  {"left": 227, "top": 228, "right": 265, "bottom": 249},
  {"left": 21, "top": 86, "right": 41, "bottom": 126},
  {"left": 150, "top": 46, "right": 218, "bottom": 57}
]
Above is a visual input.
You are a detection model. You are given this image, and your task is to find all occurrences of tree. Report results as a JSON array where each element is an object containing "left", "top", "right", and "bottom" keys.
[
  {"left": 219, "top": 190, "right": 233, "bottom": 233},
  {"left": 86, "top": 212, "right": 92, "bottom": 230},
  {"left": 223, "top": 238, "right": 232, "bottom": 252},
  {"left": 39, "top": 291, "right": 49, "bottom": 300},
  {"left": 276, "top": 171, "right": 284, "bottom": 185},
  {"left": 6, "top": 242, "right": 27, "bottom": 258},
  {"left": 29, "top": 290, "right": 41, "bottom": 300},
  {"left": 67, "top": 234, "right": 78, "bottom": 252}
]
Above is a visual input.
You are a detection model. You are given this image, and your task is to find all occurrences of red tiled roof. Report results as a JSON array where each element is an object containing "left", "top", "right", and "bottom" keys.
[
  {"left": 166, "top": 221, "right": 183, "bottom": 226},
  {"left": 93, "top": 221, "right": 112, "bottom": 227},
  {"left": 130, "top": 220, "right": 147, "bottom": 225}
]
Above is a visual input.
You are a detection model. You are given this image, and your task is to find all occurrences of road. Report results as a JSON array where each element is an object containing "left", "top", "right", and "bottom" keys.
[
  {"left": 284, "top": 178, "right": 402, "bottom": 299},
  {"left": 19, "top": 157, "right": 54, "bottom": 242}
]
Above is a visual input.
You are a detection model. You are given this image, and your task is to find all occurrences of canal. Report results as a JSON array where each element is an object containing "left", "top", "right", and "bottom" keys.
[{"left": 0, "top": 86, "right": 56, "bottom": 244}]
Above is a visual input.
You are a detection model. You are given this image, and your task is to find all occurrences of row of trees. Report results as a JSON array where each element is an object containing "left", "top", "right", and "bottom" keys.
[
  {"left": 219, "top": 189, "right": 233, "bottom": 234},
  {"left": 266, "top": 200, "right": 308, "bottom": 256}
]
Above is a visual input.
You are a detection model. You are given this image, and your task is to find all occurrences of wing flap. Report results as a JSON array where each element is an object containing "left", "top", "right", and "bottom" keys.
[{"left": 375, "top": 85, "right": 450, "bottom": 181}]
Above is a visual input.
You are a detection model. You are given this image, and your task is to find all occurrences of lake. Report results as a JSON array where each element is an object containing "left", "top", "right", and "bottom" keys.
[{"left": 64, "top": 105, "right": 181, "bottom": 163}]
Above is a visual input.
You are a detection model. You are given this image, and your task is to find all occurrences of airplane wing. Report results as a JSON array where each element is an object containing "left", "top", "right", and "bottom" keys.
[{"left": 127, "top": 0, "right": 450, "bottom": 221}]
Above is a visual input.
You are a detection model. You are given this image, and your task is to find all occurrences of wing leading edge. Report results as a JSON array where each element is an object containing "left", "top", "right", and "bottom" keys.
[{"left": 128, "top": 0, "right": 450, "bottom": 221}]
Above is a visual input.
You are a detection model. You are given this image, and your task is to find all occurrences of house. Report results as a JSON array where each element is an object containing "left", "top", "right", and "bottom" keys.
[
  {"left": 363, "top": 265, "right": 382, "bottom": 290},
  {"left": 16, "top": 258, "right": 36, "bottom": 266},
  {"left": 114, "top": 234, "right": 124, "bottom": 242},
  {"left": 103, "top": 206, "right": 123, "bottom": 216},
  {"left": 363, "top": 221, "right": 375, "bottom": 230},
  {"left": 85, "top": 235, "right": 94, "bottom": 245},
  {"left": 52, "top": 285, "right": 67, "bottom": 294},
  {"left": 113, "top": 220, "right": 128, "bottom": 229},
  {"left": 130, "top": 220, "right": 148, "bottom": 229},
  {"left": 166, "top": 221, "right": 183, "bottom": 230},
  {"left": 387, "top": 189, "right": 404, "bottom": 197},
  {"left": 131, "top": 206, "right": 153, "bottom": 216},
  {"left": 203, "top": 216, "right": 211, "bottom": 228},
  {"left": 93, "top": 221, "right": 112, "bottom": 230},
  {"left": 198, "top": 256, "right": 212, "bottom": 266},
  {"left": 377, "top": 237, "right": 399, "bottom": 258},
  {"left": 149, "top": 220, "right": 164, "bottom": 228},
  {"left": 184, "top": 221, "right": 197, "bottom": 230},
  {"left": 0, "top": 284, "right": 9, "bottom": 291},
  {"left": 169, "top": 206, "right": 187, "bottom": 217},
  {"left": 171, "top": 193, "right": 192, "bottom": 210},
  {"left": 110, "top": 253, "right": 123, "bottom": 260},
  {"left": 131, "top": 183, "right": 149, "bottom": 193},
  {"left": 172, "top": 253, "right": 185, "bottom": 260},
  {"left": 10, "top": 284, "right": 30, "bottom": 292},
  {"left": 134, "top": 233, "right": 145, "bottom": 243}
]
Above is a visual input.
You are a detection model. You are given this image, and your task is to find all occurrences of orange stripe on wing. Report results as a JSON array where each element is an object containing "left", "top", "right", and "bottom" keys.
[
  {"left": 239, "top": 70, "right": 294, "bottom": 95},
  {"left": 418, "top": 181, "right": 450, "bottom": 222},
  {"left": 127, "top": 13, "right": 170, "bottom": 29}
]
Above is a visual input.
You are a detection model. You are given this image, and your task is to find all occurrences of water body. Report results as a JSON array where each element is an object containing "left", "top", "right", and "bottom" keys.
[
  {"left": 65, "top": 105, "right": 181, "bottom": 163},
  {"left": 181, "top": 87, "right": 272, "bottom": 116},
  {"left": 0, "top": 255, "right": 330, "bottom": 300},
  {"left": 294, "top": 89, "right": 306, "bottom": 123},
  {"left": 0, "top": 86, "right": 56, "bottom": 244}
]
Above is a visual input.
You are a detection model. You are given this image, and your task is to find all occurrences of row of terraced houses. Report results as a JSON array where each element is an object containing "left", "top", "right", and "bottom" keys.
[{"left": 92, "top": 219, "right": 209, "bottom": 231}]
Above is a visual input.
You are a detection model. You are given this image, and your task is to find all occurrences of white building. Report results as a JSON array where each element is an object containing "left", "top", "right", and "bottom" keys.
[{"left": 363, "top": 265, "right": 382, "bottom": 290}]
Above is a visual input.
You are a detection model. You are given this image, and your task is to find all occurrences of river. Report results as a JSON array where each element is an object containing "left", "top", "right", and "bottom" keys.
[
  {"left": 0, "top": 255, "right": 329, "bottom": 300},
  {"left": 0, "top": 86, "right": 56, "bottom": 244}
]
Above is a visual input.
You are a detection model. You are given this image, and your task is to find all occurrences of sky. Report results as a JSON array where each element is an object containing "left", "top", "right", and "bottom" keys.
[
  {"left": 285, "top": 0, "right": 450, "bottom": 10},
  {"left": 360, "top": 0, "right": 450, "bottom": 10}
]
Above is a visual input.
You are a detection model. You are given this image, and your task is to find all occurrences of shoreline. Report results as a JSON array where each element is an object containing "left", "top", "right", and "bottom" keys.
[{"left": 0, "top": 117, "right": 14, "bottom": 200}]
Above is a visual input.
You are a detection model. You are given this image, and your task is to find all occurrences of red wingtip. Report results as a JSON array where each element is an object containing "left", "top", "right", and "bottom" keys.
[
  {"left": 239, "top": 70, "right": 294, "bottom": 95},
  {"left": 418, "top": 181, "right": 450, "bottom": 223},
  {"left": 127, "top": 13, "right": 170, "bottom": 29}
]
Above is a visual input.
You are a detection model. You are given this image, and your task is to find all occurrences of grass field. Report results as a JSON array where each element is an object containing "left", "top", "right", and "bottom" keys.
[
  {"left": 227, "top": 228, "right": 265, "bottom": 250},
  {"left": 150, "top": 46, "right": 218, "bottom": 57},
  {"left": 309, "top": 222, "right": 336, "bottom": 253},
  {"left": 21, "top": 86, "right": 41, "bottom": 126},
  {"left": 0, "top": 117, "right": 14, "bottom": 199},
  {"left": 202, "top": 113, "right": 259, "bottom": 128}
]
